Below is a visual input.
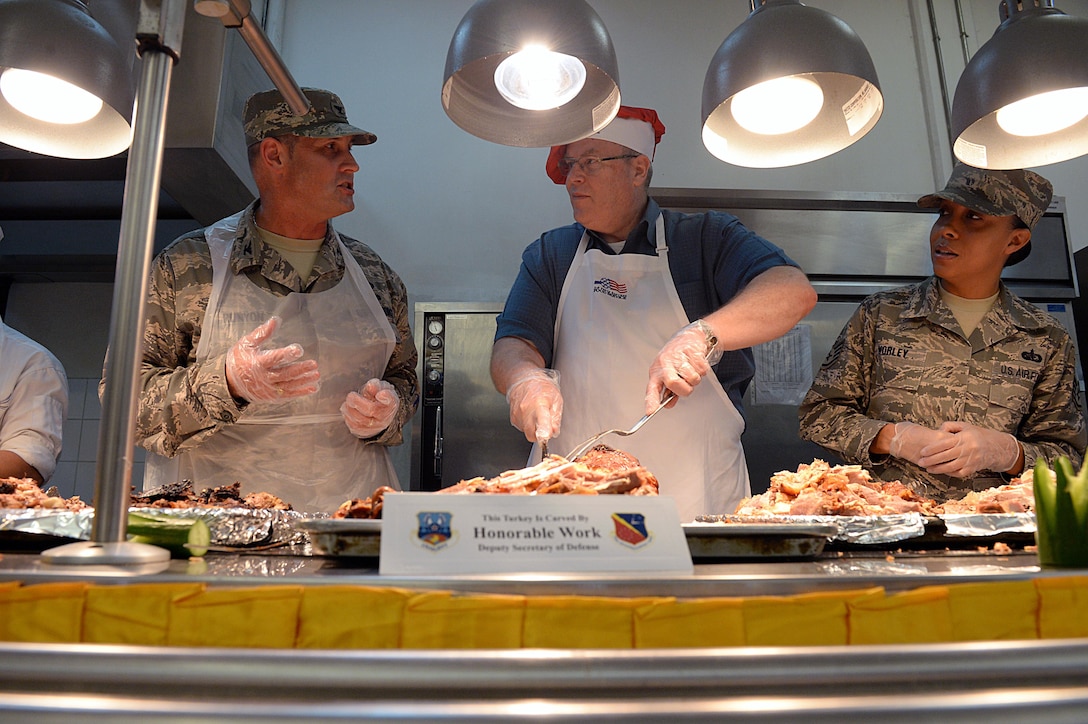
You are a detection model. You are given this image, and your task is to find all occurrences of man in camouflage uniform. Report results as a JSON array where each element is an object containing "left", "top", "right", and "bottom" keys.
[
  {"left": 116, "top": 87, "right": 418, "bottom": 512},
  {"left": 799, "top": 163, "right": 1086, "bottom": 501}
]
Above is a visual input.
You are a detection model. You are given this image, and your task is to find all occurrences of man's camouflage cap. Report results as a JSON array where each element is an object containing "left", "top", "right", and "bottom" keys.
[
  {"left": 917, "top": 162, "right": 1052, "bottom": 230},
  {"left": 243, "top": 87, "right": 376, "bottom": 147}
]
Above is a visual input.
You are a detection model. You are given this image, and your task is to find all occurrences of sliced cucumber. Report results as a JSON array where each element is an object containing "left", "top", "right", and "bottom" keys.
[{"left": 128, "top": 512, "right": 211, "bottom": 558}]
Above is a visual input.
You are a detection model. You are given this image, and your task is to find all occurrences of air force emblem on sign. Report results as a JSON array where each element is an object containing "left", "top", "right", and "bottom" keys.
[
  {"left": 611, "top": 512, "right": 651, "bottom": 548},
  {"left": 416, "top": 511, "right": 453, "bottom": 550}
]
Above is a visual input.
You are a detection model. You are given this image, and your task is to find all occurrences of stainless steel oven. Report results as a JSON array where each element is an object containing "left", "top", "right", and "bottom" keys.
[{"left": 410, "top": 302, "right": 532, "bottom": 491}]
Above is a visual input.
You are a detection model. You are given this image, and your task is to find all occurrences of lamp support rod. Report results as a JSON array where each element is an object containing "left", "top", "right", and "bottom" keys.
[
  {"left": 42, "top": 0, "right": 188, "bottom": 566},
  {"left": 953, "top": 0, "right": 971, "bottom": 66},
  {"left": 90, "top": 0, "right": 183, "bottom": 546},
  {"left": 924, "top": 0, "right": 956, "bottom": 162},
  {"left": 196, "top": 0, "right": 308, "bottom": 115}
]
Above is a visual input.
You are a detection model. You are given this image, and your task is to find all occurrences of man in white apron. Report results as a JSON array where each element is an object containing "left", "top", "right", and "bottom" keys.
[
  {"left": 491, "top": 106, "right": 817, "bottom": 521},
  {"left": 120, "top": 88, "right": 418, "bottom": 513},
  {"left": 0, "top": 314, "right": 68, "bottom": 484}
]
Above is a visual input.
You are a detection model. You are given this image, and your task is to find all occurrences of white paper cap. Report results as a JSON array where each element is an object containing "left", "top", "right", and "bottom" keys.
[{"left": 591, "top": 116, "right": 657, "bottom": 159}]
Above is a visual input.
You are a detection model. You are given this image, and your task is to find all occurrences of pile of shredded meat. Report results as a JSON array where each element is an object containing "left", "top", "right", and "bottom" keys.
[
  {"left": 334, "top": 444, "right": 658, "bottom": 520},
  {"left": 0, "top": 477, "right": 88, "bottom": 511},
  {"left": 938, "top": 470, "right": 1039, "bottom": 514},
  {"left": 734, "top": 460, "right": 942, "bottom": 517},
  {"left": 736, "top": 460, "right": 1046, "bottom": 517},
  {"left": 129, "top": 480, "right": 292, "bottom": 510},
  {"left": 334, "top": 486, "right": 395, "bottom": 519}
]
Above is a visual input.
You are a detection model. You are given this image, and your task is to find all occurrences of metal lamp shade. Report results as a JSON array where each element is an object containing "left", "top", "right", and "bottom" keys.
[
  {"left": 951, "top": 4, "right": 1088, "bottom": 169},
  {"left": 442, "top": 0, "right": 620, "bottom": 147},
  {"left": 0, "top": 0, "right": 133, "bottom": 159},
  {"left": 701, "top": 0, "right": 883, "bottom": 168}
]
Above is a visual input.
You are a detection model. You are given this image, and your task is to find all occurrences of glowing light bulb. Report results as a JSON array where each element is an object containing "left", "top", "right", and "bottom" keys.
[
  {"left": 494, "top": 45, "right": 586, "bottom": 111},
  {"left": 996, "top": 87, "right": 1088, "bottom": 137},
  {"left": 0, "top": 68, "right": 103, "bottom": 124},
  {"left": 730, "top": 76, "right": 824, "bottom": 135}
]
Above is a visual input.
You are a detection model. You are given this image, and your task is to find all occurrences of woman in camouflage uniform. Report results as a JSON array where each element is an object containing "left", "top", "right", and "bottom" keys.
[{"left": 799, "top": 164, "right": 1086, "bottom": 500}]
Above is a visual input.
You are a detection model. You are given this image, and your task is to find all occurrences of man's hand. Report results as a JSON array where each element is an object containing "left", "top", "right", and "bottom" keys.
[
  {"left": 645, "top": 320, "right": 718, "bottom": 415},
  {"left": 341, "top": 379, "right": 400, "bottom": 438},
  {"left": 918, "top": 421, "right": 1021, "bottom": 477},
  {"left": 225, "top": 317, "right": 320, "bottom": 403},
  {"left": 505, "top": 368, "right": 562, "bottom": 444}
]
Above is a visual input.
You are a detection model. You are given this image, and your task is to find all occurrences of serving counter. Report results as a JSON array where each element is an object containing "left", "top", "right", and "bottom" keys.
[{"left": 0, "top": 547, "right": 1086, "bottom": 722}]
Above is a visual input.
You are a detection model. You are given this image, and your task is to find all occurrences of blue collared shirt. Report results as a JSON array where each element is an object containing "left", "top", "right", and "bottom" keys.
[{"left": 495, "top": 198, "right": 799, "bottom": 415}]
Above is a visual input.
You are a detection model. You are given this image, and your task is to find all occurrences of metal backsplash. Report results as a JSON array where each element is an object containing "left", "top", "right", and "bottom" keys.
[{"left": 651, "top": 188, "right": 1078, "bottom": 301}]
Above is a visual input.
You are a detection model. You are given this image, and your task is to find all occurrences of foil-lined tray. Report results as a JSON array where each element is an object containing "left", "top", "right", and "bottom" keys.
[
  {"left": 0, "top": 507, "right": 311, "bottom": 552},
  {"left": 682, "top": 521, "right": 837, "bottom": 559},
  {"left": 697, "top": 513, "right": 923, "bottom": 545},
  {"left": 938, "top": 513, "right": 1036, "bottom": 537},
  {"left": 696, "top": 512, "right": 1037, "bottom": 548},
  {"left": 295, "top": 518, "right": 380, "bottom": 557}
]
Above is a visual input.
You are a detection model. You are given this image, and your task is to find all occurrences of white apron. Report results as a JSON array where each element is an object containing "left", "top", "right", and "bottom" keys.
[
  {"left": 145, "top": 211, "right": 398, "bottom": 512},
  {"left": 537, "top": 214, "right": 749, "bottom": 521}
]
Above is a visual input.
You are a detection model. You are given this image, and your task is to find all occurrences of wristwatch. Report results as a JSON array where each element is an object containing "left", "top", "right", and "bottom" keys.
[{"left": 695, "top": 319, "right": 722, "bottom": 364}]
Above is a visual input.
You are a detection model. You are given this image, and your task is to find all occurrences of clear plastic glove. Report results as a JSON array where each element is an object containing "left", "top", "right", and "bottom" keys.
[
  {"left": 917, "top": 421, "right": 1021, "bottom": 478},
  {"left": 225, "top": 316, "right": 320, "bottom": 403},
  {"left": 505, "top": 368, "right": 562, "bottom": 444},
  {"left": 341, "top": 378, "right": 400, "bottom": 438},
  {"left": 645, "top": 320, "right": 719, "bottom": 415},
  {"left": 888, "top": 421, "right": 955, "bottom": 466}
]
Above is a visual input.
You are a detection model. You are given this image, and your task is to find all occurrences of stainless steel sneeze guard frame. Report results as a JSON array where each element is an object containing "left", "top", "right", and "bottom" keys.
[
  {"left": 1, "top": 551, "right": 1087, "bottom": 720},
  {"left": 0, "top": 633, "right": 1086, "bottom": 721}
]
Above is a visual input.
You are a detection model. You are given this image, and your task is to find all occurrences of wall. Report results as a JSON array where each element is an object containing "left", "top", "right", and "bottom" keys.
[
  {"left": 276, "top": 0, "right": 1088, "bottom": 300},
  {"left": 5, "top": 0, "right": 1088, "bottom": 502}
]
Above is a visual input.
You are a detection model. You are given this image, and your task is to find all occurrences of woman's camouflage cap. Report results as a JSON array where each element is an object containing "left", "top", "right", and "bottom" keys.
[
  {"left": 243, "top": 88, "right": 376, "bottom": 147},
  {"left": 917, "top": 162, "right": 1052, "bottom": 230}
]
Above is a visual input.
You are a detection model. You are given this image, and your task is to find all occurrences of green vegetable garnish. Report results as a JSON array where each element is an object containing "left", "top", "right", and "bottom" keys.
[
  {"left": 1034, "top": 457, "right": 1088, "bottom": 568},
  {"left": 127, "top": 512, "right": 211, "bottom": 558}
]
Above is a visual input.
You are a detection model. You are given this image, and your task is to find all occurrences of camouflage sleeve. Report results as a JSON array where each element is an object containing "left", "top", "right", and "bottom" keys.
[
  {"left": 797, "top": 299, "right": 891, "bottom": 466},
  {"left": 1017, "top": 330, "right": 1087, "bottom": 471},
  {"left": 128, "top": 239, "right": 245, "bottom": 457},
  {"left": 346, "top": 242, "right": 419, "bottom": 446}
]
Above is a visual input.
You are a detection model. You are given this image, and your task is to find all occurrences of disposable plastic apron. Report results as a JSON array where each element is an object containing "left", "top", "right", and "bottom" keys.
[
  {"left": 145, "top": 211, "right": 398, "bottom": 512},
  {"left": 536, "top": 214, "right": 749, "bottom": 521}
]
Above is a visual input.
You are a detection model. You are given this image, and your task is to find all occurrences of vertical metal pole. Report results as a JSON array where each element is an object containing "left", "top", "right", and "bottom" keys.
[
  {"left": 91, "top": 48, "right": 174, "bottom": 546},
  {"left": 42, "top": 16, "right": 182, "bottom": 566}
]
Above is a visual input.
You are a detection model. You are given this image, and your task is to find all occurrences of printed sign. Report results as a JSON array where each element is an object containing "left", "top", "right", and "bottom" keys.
[{"left": 379, "top": 493, "right": 692, "bottom": 575}]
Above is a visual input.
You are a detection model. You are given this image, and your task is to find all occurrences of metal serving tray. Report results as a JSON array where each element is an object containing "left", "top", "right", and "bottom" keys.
[
  {"left": 0, "top": 507, "right": 309, "bottom": 553},
  {"left": 682, "top": 522, "right": 837, "bottom": 560},
  {"left": 295, "top": 518, "right": 381, "bottom": 557},
  {"left": 295, "top": 518, "right": 838, "bottom": 560},
  {"left": 698, "top": 513, "right": 1038, "bottom": 550}
]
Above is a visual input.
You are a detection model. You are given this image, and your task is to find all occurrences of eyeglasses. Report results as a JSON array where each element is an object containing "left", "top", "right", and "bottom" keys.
[{"left": 557, "top": 154, "right": 639, "bottom": 177}]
